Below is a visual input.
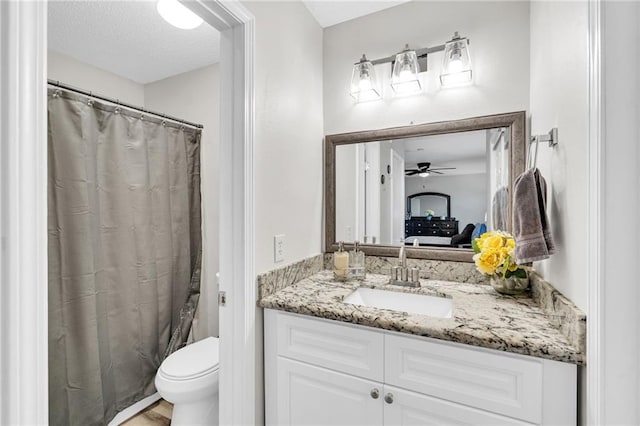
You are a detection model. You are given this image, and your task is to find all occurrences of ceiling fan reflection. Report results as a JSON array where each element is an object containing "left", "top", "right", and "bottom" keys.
[{"left": 405, "top": 162, "right": 456, "bottom": 177}]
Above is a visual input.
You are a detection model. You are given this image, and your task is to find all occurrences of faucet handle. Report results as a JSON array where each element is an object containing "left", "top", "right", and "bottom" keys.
[
  {"left": 391, "top": 266, "right": 400, "bottom": 280},
  {"left": 410, "top": 267, "right": 420, "bottom": 284}
]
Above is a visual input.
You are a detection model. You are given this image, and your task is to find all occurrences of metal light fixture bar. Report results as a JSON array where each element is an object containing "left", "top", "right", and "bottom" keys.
[{"left": 366, "top": 44, "right": 446, "bottom": 68}]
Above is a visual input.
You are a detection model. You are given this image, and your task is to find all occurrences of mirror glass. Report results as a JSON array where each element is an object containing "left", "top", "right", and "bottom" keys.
[
  {"left": 334, "top": 127, "right": 510, "bottom": 250},
  {"left": 326, "top": 111, "right": 525, "bottom": 261}
]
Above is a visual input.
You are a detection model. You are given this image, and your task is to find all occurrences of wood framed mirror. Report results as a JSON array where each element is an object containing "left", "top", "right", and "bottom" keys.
[{"left": 324, "top": 111, "right": 526, "bottom": 262}]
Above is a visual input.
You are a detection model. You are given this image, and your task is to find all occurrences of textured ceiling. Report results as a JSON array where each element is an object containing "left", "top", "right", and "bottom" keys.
[
  {"left": 302, "top": 0, "right": 411, "bottom": 28},
  {"left": 48, "top": 1, "right": 407, "bottom": 83},
  {"left": 48, "top": 1, "right": 220, "bottom": 84}
]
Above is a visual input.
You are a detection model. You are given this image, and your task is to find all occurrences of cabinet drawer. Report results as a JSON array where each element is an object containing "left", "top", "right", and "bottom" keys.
[
  {"left": 385, "top": 334, "right": 543, "bottom": 424},
  {"left": 275, "top": 311, "right": 384, "bottom": 381}
]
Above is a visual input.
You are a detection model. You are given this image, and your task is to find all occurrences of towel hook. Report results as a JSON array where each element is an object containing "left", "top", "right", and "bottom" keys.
[
  {"left": 529, "top": 127, "right": 558, "bottom": 169},
  {"left": 528, "top": 137, "right": 540, "bottom": 170},
  {"left": 531, "top": 128, "right": 558, "bottom": 148}
]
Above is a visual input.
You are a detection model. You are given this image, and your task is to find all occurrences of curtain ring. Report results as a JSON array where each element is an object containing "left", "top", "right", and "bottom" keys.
[
  {"left": 161, "top": 120, "right": 167, "bottom": 126},
  {"left": 180, "top": 125, "right": 185, "bottom": 131},
  {"left": 115, "top": 107, "right": 121, "bottom": 114},
  {"left": 140, "top": 115, "right": 145, "bottom": 121},
  {"left": 53, "top": 90, "right": 61, "bottom": 98}
]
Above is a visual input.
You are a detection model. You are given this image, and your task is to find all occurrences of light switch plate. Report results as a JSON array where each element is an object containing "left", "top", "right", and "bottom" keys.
[{"left": 274, "top": 234, "right": 285, "bottom": 263}]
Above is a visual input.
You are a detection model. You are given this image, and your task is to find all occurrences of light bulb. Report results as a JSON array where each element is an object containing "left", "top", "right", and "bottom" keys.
[
  {"left": 448, "top": 58, "right": 463, "bottom": 74},
  {"left": 157, "top": 0, "right": 204, "bottom": 30},
  {"left": 359, "top": 79, "right": 372, "bottom": 91},
  {"left": 399, "top": 69, "right": 413, "bottom": 82}
]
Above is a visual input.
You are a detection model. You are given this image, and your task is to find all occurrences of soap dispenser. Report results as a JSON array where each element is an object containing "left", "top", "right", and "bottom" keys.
[
  {"left": 349, "top": 240, "right": 365, "bottom": 280},
  {"left": 333, "top": 241, "right": 349, "bottom": 281}
]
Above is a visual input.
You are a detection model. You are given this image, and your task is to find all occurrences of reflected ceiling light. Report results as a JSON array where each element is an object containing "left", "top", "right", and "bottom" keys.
[
  {"left": 350, "top": 54, "right": 381, "bottom": 102},
  {"left": 349, "top": 30, "right": 472, "bottom": 102},
  {"left": 440, "top": 32, "right": 472, "bottom": 87},
  {"left": 157, "top": 0, "right": 204, "bottom": 30},
  {"left": 391, "top": 45, "right": 421, "bottom": 95}
]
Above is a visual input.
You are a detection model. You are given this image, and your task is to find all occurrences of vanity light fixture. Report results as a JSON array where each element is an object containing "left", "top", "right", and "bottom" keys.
[
  {"left": 157, "top": 0, "right": 204, "bottom": 30},
  {"left": 440, "top": 32, "right": 473, "bottom": 87},
  {"left": 391, "top": 45, "right": 421, "bottom": 95},
  {"left": 350, "top": 54, "right": 381, "bottom": 102},
  {"left": 350, "top": 31, "right": 472, "bottom": 102}
]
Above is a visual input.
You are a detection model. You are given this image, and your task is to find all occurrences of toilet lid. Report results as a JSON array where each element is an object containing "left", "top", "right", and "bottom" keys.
[{"left": 160, "top": 336, "right": 220, "bottom": 380}]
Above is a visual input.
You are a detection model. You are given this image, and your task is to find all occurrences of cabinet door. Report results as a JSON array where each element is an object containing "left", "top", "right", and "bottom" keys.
[
  {"left": 275, "top": 357, "right": 383, "bottom": 426},
  {"left": 385, "top": 334, "right": 542, "bottom": 423},
  {"left": 382, "top": 385, "right": 534, "bottom": 426}
]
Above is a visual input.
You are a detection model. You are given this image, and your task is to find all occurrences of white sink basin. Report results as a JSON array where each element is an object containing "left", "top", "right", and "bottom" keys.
[{"left": 343, "top": 287, "right": 452, "bottom": 318}]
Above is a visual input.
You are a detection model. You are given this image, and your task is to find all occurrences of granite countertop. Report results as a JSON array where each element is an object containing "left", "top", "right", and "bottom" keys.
[{"left": 258, "top": 270, "right": 584, "bottom": 365}]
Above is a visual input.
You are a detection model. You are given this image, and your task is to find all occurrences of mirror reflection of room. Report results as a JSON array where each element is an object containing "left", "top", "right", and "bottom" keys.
[{"left": 335, "top": 127, "right": 509, "bottom": 249}]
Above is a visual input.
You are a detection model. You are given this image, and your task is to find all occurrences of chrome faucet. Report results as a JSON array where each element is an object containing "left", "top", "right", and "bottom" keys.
[{"left": 390, "top": 246, "right": 420, "bottom": 287}]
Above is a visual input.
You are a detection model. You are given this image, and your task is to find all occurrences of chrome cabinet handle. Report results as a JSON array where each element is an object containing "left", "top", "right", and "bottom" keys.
[
  {"left": 370, "top": 388, "right": 379, "bottom": 399},
  {"left": 384, "top": 393, "right": 394, "bottom": 404}
]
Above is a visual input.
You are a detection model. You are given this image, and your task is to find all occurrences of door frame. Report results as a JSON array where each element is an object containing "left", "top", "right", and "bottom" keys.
[{"left": 0, "top": 0, "right": 257, "bottom": 424}]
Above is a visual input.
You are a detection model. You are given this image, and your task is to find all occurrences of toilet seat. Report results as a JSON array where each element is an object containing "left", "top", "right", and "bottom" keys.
[{"left": 159, "top": 336, "right": 220, "bottom": 381}]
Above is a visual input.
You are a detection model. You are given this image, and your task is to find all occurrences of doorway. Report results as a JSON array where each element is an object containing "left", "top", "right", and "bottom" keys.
[{"left": 0, "top": 1, "right": 256, "bottom": 424}]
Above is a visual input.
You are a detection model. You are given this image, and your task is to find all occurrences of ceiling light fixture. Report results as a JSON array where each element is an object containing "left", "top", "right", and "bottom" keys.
[
  {"left": 350, "top": 31, "right": 472, "bottom": 102},
  {"left": 419, "top": 171, "right": 430, "bottom": 178},
  {"left": 157, "top": 0, "right": 204, "bottom": 30}
]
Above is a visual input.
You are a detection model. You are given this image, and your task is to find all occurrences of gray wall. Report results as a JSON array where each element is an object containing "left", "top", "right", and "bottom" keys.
[{"left": 406, "top": 173, "right": 487, "bottom": 230}]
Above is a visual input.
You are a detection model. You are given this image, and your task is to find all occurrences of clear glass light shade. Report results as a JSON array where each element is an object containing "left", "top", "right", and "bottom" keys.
[
  {"left": 440, "top": 35, "right": 472, "bottom": 87},
  {"left": 157, "top": 0, "right": 204, "bottom": 30},
  {"left": 350, "top": 58, "right": 381, "bottom": 102},
  {"left": 391, "top": 49, "right": 421, "bottom": 95}
]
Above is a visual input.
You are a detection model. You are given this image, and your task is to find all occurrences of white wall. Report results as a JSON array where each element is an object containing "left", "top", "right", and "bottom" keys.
[
  {"left": 245, "top": 1, "right": 324, "bottom": 274},
  {"left": 406, "top": 173, "right": 487, "bottom": 230},
  {"left": 241, "top": 2, "right": 324, "bottom": 423},
  {"left": 144, "top": 64, "right": 220, "bottom": 339},
  {"left": 335, "top": 144, "right": 358, "bottom": 242},
  {"left": 600, "top": 2, "right": 640, "bottom": 424},
  {"left": 529, "top": 1, "right": 588, "bottom": 313},
  {"left": 323, "top": 1, "right": 530, "bottom": 135},
  {"left": 48, "top": 51, "right": 145, "bottom": 105}
]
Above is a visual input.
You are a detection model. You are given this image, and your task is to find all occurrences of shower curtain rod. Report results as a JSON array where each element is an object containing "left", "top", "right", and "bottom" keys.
[{"left": 47, "top": 79, "right": 204, "bottom": 129}]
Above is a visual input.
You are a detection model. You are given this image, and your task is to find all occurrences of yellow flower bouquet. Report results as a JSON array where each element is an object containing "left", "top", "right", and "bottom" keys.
[{"left": 472, "top": 231, "right": 528, "bottom": 293}]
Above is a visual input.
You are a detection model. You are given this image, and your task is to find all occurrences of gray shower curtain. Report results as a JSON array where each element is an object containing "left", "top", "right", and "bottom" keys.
[{"left": 47, "top": 88, "right": 202, "bottom": 425}]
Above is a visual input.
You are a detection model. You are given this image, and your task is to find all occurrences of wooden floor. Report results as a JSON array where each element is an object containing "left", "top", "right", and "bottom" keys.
[{"left": 121, "top": 400, "right": 173, "bottom": 426}]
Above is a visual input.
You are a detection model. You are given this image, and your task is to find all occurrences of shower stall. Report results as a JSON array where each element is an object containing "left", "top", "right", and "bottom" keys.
[{"left": 47, "top": 81, "right": 202, "bottom": 425}]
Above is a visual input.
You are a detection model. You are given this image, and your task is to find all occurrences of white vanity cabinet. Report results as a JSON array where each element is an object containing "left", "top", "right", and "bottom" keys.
[{"left": 265, "top": 310, "right": 577, "bottom": 426}]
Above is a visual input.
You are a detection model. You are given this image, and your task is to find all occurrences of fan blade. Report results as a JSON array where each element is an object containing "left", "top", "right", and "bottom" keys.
[
  {"left": 430, "top": 170, "right": 444, "bottom": 175},
  {"left": 405, "top": 170, "right": 420, "bottom": 176},
  {"left": 428, "top": 167, "right": 456, "bottom": 171}
]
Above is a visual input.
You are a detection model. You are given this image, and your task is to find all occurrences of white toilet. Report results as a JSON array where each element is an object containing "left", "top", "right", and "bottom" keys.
[{"left": 155, "top": 336, "right": 220, "bottom": 425}]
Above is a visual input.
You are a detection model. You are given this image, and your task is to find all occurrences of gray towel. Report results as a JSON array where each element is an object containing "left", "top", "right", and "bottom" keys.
[
  {"left": 513, "top": 168, "right": 555, "bottom": 263},
  {"left": 492, "top": 186, "right": 509, "bottom": 231}
]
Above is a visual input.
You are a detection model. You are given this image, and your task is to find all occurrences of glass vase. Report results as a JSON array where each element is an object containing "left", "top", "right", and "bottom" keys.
[{"left": 490, "top": 275, "right": 529, "bottom": 295}]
